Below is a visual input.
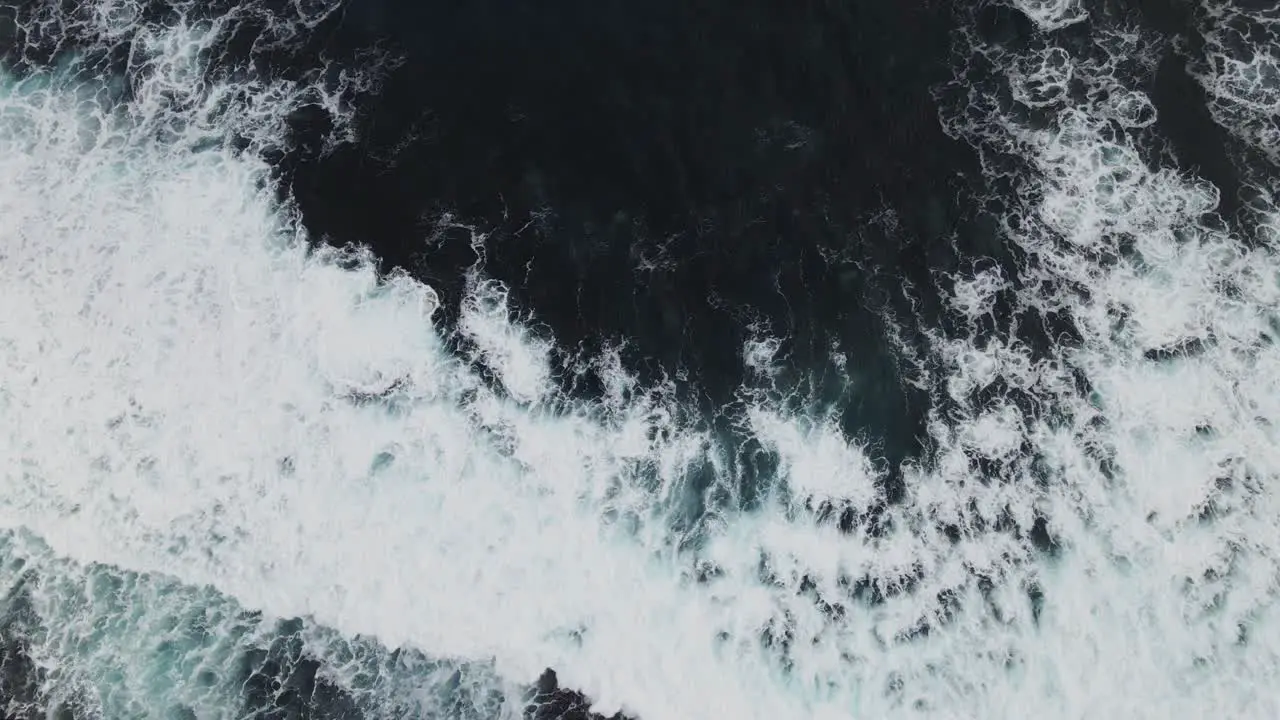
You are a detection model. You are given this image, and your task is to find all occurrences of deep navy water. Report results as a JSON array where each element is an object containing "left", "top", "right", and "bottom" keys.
[{"left": 284, "top": 0, "right": 974, "bottom": 475}]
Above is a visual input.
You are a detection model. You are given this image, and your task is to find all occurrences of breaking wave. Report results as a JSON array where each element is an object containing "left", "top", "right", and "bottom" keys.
[{"left": 1, "top": 0, "right": 1279, "bottom": 718}]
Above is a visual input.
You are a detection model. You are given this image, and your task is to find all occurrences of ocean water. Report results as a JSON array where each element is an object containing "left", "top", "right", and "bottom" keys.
[{"left": 1, "top": 0, "right": 1279, "bottom": 718}]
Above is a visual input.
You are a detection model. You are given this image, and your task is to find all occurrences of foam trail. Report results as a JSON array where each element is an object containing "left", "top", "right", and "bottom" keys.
[
  {"left": 3, "top": 1, "right": 1280, "bottom": 718},
  {"left": 0, "top": 5, "right": 797, "bottom": 719},
  {"left": 1008, "top": 0, "right": 1087, "bottom": 31},
  {"left": 933, "top": 10, "right": 1280, "bottom": 715},
  {"left": 0, "top": 529, "right": 529, "bottom": 719},
  {"left": 1188, "top": 0, "right": 1280, "bottom": 162}
]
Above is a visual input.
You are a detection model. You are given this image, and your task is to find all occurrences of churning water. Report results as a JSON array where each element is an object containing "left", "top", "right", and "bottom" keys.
[{"left": 1, "top": 0, "right": 1279, "bottom": 718}]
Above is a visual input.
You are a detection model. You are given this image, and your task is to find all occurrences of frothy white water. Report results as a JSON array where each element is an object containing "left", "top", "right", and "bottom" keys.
[
  {"left": 1189, "top": 0, "right": 1280, "bottom": 163},
  {"left": 0, "top": 5, "right": 791, "bottom": 719},
  {"left": 1007, "top": 0, "right": 1088, "bottom": 32},
  {"left": 0, "top": 529, "right": 524, "bottom": 719},
  {"left": 2, "top": 1, "right": 1280, "bottom": 718},
  {"left": 937, "top": 10, "right": 1280, "bottom": 714}
]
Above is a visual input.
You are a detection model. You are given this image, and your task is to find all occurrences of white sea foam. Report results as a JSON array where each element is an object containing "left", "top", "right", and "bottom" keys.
[
  {"left": 0, "top": 530, "right": 525, "bottom": 719},
  {"left": 1007, "top": 0, "right": 1088, "bottom": 32},
  {"left": 2, "top": 0, "right": 1280, "bottom": 718},
  {"left": 0, "top": 6, "right": 786, "bottom": 719},
  {"left": 1189, "top": 0, "right": 1280, "bottom": 162}
]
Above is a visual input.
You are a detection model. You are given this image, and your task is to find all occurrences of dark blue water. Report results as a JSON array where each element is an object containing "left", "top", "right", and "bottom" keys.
[{"left": 281, "top": 0, "right": 987, "bottom": 517}]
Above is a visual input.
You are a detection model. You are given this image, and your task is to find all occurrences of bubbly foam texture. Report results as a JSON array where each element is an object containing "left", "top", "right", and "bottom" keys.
[
  {"left": 1189, "top": 0, "right": 1280, "bottom": 162},
  {"left": 936, "top": 10, "right": 1280, "bottom": 715},
  {"left": 0, "top": 530, "right": 523, "bottom": 719},
  {"left": 2, "top": 0, "right": 1280, "bottom": 718},
  {"left": 1008, "top": 0, "right": 1088, "bottom": 32},
  {"left": 0, "top": 5, "right": 786, "bottom": 718}
]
